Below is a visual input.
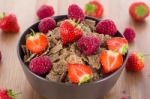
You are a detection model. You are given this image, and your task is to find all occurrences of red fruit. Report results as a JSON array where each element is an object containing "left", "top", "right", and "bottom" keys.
[
  {"left": 0, "top": 13, "right": 20, "bottom": 33},
  {"left": 77, "top": 35, "right": 101, "bottom": 56},
  {"left": 129, "top": 2, "right": 149, "bottom": 21},
  {"left": 99, "top": 50, "right": 123, "bottom": 74},
  {"left": 0, "top": 89, "right": 17, "bottom": 99},
  {"left": 85, "top": 0, "right": 104, "bottom": 18},
  {"left": 68, "top": 4, "right": 85, "bottom": 21},
  {"left": 29, "top": 56, "right": 52, "bottom": 75},
  {"left": 96, "top": 19, "right": 117, "bottom": 36},
  {"left": 106, "top": 37, "right": 128, "bottom": 54},
  {"left": 60, "top": 19, "right": 83, "bottom": 45},
  {"left": 123, "top": 27, "right": 136, "bottom": 42},
  {"left": 126, "top": 52, "right": 144, "bottom": 72},
  {"left": 38, "top": 17, "right": 56, "bottom": 33},
  {"left": 68, "top": 64, "right": 93, "bottom": 85},
  {"left": 37, "top": 4, "right": 54, "bottom": 20},
  {"left": 26, "top": 30, "right": 48, "bottom": 54}
]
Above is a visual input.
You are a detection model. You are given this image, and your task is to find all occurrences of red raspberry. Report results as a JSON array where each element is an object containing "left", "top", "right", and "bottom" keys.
[
  {"left": 29, "top": 56, "right": 52, "bottom": 75},
  {"left": 36, "top": 4, "right": 54, "bottom": 20},
  {"left": 38, "top": 17, "right": 56, "bottom": 33},
  {"left": 123, "top": 27, "right": 136, "bottom": 42},
  {"left": 96, "top": 19, "right": 117, "bottom": 36},
  {"left": 77, "top": 35, "right": 101, "bottom": 56},
  {"left": 68, "top": 4, "right": 85, "bottom": 21}
]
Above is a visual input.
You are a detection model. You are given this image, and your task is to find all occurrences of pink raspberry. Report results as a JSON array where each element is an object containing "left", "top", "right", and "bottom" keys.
[
  {"left": 68, "top": 4, "right": 85, "bottom": 21},
  {"left": 29, "top": 56, "right": 52, "bottom": 75},
  {"left": 38, "top": 17, "right": 56, "bottom": 33},
  {"left": 77, "top": 35, "right": 101, "bottom": 56},
  {"left": 37, "top": 4, "right": 54, "bottom": 20},
  {"left": 96, "top": 19, "right": 117, "bottom": 36},
  {"left": 123, "top": 27, "right": 136, "bottom": 42}
]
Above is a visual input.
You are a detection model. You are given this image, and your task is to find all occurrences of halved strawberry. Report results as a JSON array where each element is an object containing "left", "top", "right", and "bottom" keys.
[
  {"left": 106, "top": 37, "right": 128, "bottom": 54},
  {"left": 60, "top": 19, "right": 83, "bottom": 45},
  {"left": 99, "top": 50, "right": 123, "bottom": 74},
  {"left": 68, "top": 64, "right": 93, "bottom": 85},
  {"left": 26, "top": 30, "right": 48, "bottom": 54}
]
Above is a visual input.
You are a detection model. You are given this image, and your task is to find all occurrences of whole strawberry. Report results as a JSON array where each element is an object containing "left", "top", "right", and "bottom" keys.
[
  {"left": 37, "top": 4, "right": 54, "bottom": 20},
  {"left": 38, "top": 17, "right": 56, "bottom": 33},
  {"left": 85, "top": 0, "right": 104, "bottom": 18},
  {"left": 77, "top": 35, "right": 101, "bottom": 56},
  {"left": 96, "top": 19, "right": 117, "bottom": 36},
  {"left": 0, "top": 13, "right": 20, "bottom": 33},
  {"left": 60, "top": 19, "right": 83, "bottom": 45},
  {"left": 129, "top": 2, "right": 149, "bottom": 21},
  {"left": 123, "top": 27, "right": 136, "bottom": 42},
  {"left": 126, "top": 52, "right": 144, "bottom": 72},
  {"left": 0, "top": 89, "right": 17, "bottom": 99},
  {"left": 68, "top": 4, "right": 85, "bottom": 22},
  {"left": 29, "top": 56, "right": 52, "bottom": 75}
]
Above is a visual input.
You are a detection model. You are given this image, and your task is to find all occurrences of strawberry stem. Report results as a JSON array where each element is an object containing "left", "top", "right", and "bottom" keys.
[
  {"left": 30, "top": 29, "right": 36, "bottom": 36},
  {"left": 0, "top": 12, "right": 5, "bottom": 20}
]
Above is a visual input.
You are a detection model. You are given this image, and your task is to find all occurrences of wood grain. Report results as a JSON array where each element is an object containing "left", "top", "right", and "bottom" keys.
[{"left": 0, "top": 0, "right": 150, "bottom": 99}]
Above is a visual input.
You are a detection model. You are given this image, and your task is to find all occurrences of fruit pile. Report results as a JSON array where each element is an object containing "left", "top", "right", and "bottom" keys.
[{"left": 20, "top": 4, "right": 130, "bottom": 85}]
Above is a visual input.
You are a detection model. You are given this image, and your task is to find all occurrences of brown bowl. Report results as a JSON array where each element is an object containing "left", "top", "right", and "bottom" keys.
[{"left": 17, "top": 15, "right": 128, "bottom": 99}]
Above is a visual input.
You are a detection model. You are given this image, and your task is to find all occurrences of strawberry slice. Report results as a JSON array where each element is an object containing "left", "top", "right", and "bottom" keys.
[
  {"left": 68, "top": 64, "right": 93, "bottom": 85},
  {"left": 99, "top": 50, "right": 123, "bottom": 74},
  {"left": 26, "top": 30, "right": 48, "bottom": 54},
  {"left": 106, "top": 37, "right": 128, "bottom": 54},
  {"left": 60, "top": 19, "right": 83, "bottom": 45}
]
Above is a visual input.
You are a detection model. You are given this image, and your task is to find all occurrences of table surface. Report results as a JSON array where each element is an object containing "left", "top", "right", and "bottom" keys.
[{"left": 0, "top": 0, "right": 150, "bottom": 99}]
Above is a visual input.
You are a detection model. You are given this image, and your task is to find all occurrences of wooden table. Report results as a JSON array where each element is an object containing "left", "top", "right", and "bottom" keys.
[{"left": 0, "top": 0, "right": 150, "bottom": 99}]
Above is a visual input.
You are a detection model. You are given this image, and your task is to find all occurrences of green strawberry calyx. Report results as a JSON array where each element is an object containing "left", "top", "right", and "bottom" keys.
[
  {"left": 137, "top": 52, "right": 144, "bottom": 63},
  {"left": 7, "top": 89, "right": 21, "bottom": 99},
  {"left": 135, "top": 5, "right": 149, "bottom": 17},
  {"left": 85, "top": 3, "right": 96, "bottom": 15},
  {"left": 67, "top": 19, "right": 82, "bottom": 30},
  {"left": 78, "top": 74, "right": 93, "bottom": 85},
  {"left": 119, "top": 44, "right": 128, "bottom": 54},
  {"left": 0, "top": 12, "right": 6, "bottom": 20}
]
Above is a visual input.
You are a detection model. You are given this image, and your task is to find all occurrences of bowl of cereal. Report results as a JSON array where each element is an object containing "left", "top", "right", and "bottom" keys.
[{"left": 17, "top": 4, "right": 128, "bottom": 99}]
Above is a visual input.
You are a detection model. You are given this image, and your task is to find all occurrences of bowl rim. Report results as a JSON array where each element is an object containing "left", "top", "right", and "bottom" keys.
[{"left": 17, "top": 15, "right": 129, "bottom": 87}]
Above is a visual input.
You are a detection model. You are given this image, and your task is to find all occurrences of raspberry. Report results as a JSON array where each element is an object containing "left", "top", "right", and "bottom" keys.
[
  {"left": 96, "top": 19, "right": 117, "bottom": 36},
  {"left": 77, "top": 35, "right": 101, "bottom": 56},
  {"left": 38, "top": 17, "right": 56, "bottom": 33},
  {"left": 36, "top": 4, "right": 54, "bottom": 20},
  {"left": 68, "top": 4, "right": 85, "bottom": 21},
  {"left": 0, "top": 51, "right": 2, "bottom": 62},
  {"left": 29, "top": 56, "right": 52, "bottom": 75},
  {"left": 123, "top": 27, "right": 136, "bottom": 42}
]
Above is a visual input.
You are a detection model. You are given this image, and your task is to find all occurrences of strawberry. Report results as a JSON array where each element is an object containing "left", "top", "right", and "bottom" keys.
[
  {"left": 126, "top": 52, "right": 144, "bottom": 72},
  {"left": 106, "top": 37, "right": 128, "bottom": 54},
  {"left": 99, "top": 50, "right": 123, "bottom": 74},
  {"left": 68, "top": 64, "right": 93, "bottom": 85},
  {"left": 60, "top": 19, "right": 83, "bottom": 45},
  {"left": 0, "top": 13, "right": 20, "bottom": 33},
  {"left": 0, "top": 89, "right": 18, "bottom": 99},
  {"left": 129, "top": 2, "right": 150, "bottom": 21},
  {"left": 85, "top": 0, "right": 104, "bottom": 18},
  {"left": 26, "top": 30, "right": 48, "bottom": 54}
]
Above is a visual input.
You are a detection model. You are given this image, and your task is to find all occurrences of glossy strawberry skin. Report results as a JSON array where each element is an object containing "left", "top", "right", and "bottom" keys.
[
  {"left": 60, "top": 20, "right": 83, "bottom": 45},
  {"left": 129, "top": 2, "right": 149, "bottom": 21},
  {"left": 126, "top": 52, "right": 144, "bottom": 72},
  {"left": 26, "top": 33, "right": 48, "bottom": 54},
  {"left": 106, "top": 37, "right": 128, "bottom": 54},
  {"left": 0, "top": 13, "right": 20, "bottom": 33},
  {"left": 85, "top": 1, "right": 104, "bottom": 18},
  {"left": 68, "top": 64, "right": 93, "bottom": 85},
  {"left": 99, "top": 50, "right": 123, "bottom": 74}
]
